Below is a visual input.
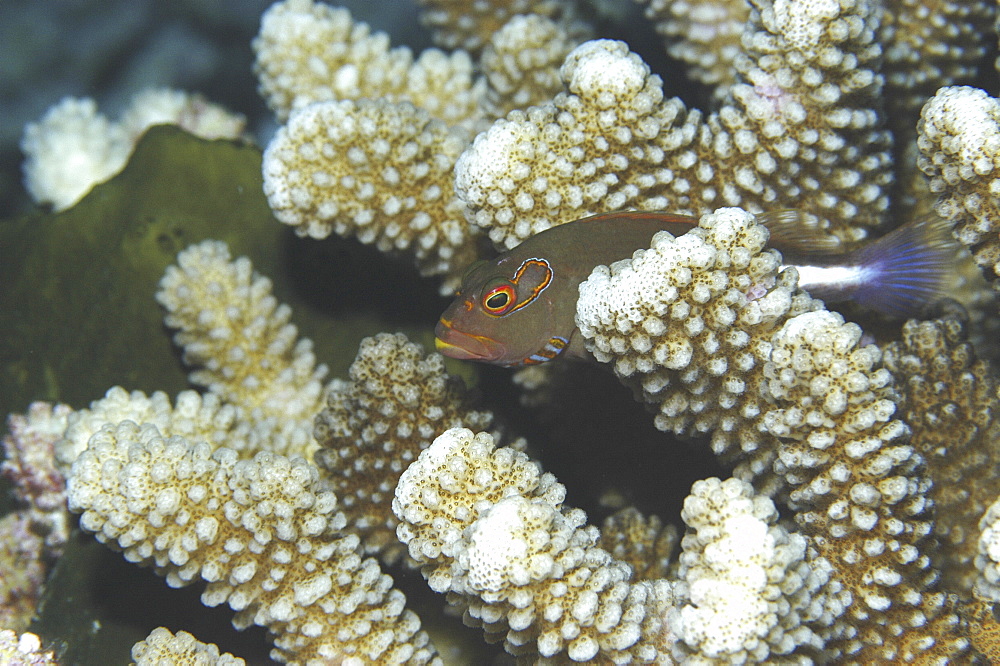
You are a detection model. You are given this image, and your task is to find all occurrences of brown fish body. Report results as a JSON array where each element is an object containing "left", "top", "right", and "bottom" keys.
[{"left": 435, "top": 210, "right": 962, "bottom": 367}]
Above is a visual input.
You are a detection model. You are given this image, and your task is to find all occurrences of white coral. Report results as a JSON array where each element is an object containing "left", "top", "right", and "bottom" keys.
[
  {"left": 21, "top": 91, "right": 244, "bottom": 212},
  {"left": 670, "top": 477, "right": 843, "bottom": 662},
  {"left": 394, "top": 427, "right": 674, "bottom": 663},
  {"left": 20, "top": 97, "right": 130, "bottom": 211},
  {"left": 68, "top": 420, "right": 436, "bottom": 665}
]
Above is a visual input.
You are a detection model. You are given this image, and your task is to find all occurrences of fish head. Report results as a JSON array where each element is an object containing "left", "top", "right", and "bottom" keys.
[{"left": 435, "top": 255, "right": 563, "bottom": 366}]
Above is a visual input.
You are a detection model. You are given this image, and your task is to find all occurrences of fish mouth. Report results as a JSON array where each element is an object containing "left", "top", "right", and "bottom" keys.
[{"left": 435, "top": 318, "right": 505, "bottom": 362}]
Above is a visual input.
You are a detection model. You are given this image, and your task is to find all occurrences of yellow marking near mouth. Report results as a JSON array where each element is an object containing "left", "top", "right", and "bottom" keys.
[{"left": 434, "top": 337, "right": 457, "bottom": 353}]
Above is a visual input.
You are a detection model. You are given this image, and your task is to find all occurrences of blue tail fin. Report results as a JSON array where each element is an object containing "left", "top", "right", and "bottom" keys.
[{"left": 849, "top": 214, "right": 962, "bottom": 318}]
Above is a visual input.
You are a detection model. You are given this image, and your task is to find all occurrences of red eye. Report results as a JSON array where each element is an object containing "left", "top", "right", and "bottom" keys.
[{"left": 482, "top": 283, "right": 516, "bottom": 315}]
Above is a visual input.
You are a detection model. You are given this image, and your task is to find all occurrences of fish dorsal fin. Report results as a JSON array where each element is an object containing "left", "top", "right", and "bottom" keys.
[{"left": 756, "top": 210, "right": 844, "bottom": 254}]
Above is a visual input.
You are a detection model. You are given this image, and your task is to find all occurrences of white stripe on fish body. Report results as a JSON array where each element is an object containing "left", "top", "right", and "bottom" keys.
[{"left": 782, "top": 262, "right": 874, "bottom": 303}]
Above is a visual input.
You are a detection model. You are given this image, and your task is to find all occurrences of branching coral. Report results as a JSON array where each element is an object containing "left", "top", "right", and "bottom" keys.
[
  {"left": 976, "top": 497, "right": 1000, "bottom": 603},
  {"left": 68, "top": 420, "right": 438, "bottom": 665},
  {"left": 2, "top": 402, "right": 71, "bottom": 552},
  {"left": 0, "top": 402, "right": 72, "bottom": 631},
  {"left": 751, "top": 310, "right": 966, "bottom": 661},
  {"left": 880, "top": 0, "right": 994, "bottom": 141},
  {"left": 575, "top": 207, "right": 970, "bottom": 660},
  {"left": 0, "top": 630, "right": 57, "bottom": 666},
  {"left": 414, "top": 0, "right": 583, "bottom": 54},
  {"left": 256, "top": 0, "right": 588, "bottom": 287},
  {"left": 21, "top": 90, "right": 245, "bottom": 212},
  {"left": 637, "top": 0, "right": 996, "bottom": 188},
  {"left": 635, "top": 0, "right": 749, "bottom": 97},
  {"left": 393, "top": 427, "right": 674, "bottom": 662},
  {"left": 576, "top": 207, "right": 818, "bottom": 457},
  {"left": 156, "top": 239, "right": 330, "bottom": 442},
  {"left": 253, "top": 0, "right": 486, "bottom": 131},
  {"left": 11, "top": 0, "right": 1000, "bottom": 662},
  {"left": 669, "top": 477, "right": 846, "bottom": 662},
  {"left": 261, "top": 98, "right": 479, "bottom": 285},
  {"left": 56, "top": 239, "right": 327, "bottom": 468},
  {"left": 881, "top": 318, "right": 1000, "bottom": 595},
  {"left": 20, "top": 97, "right": 130, "bottom": 212},
  {"left": 393, "top": 428, "right": 856, "bottom": 663},
  {"left": 918, "top": 85, "right": 1000, "bottom": 289},
  {"left": 49, "top": 241, "right": 474, "bottom": 663},
  {"left": 48, "top": 234, "right": 532, "bottom": 662},
  {"left": 597, "top": 507, "right": 677, "bottom": 582},
  {"left": 457, "top": 0, "right": 893, "bottom": 251},
  {"left": 313, "top": 332, "right": 496, "bottom": 562},
  {"left": 0, "top": 514, "right": 47, "bottom": 632},
  {"left": 131, "top": 627, "right": 245, "bottom": 666},
  {"left": 479, "top": 13, "right": 578, "bottom": 118}
]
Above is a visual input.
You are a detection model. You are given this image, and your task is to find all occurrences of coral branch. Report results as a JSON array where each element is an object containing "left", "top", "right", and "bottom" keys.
[
  {"left": 882, "top": 318, "right": 1000, "bottom": 595},
  {"left": 131, "top": 627, "right": 245, "bottom": 666},
  {"left": 575, "top": 207, "right": 971, "bottom": 660},
  {"left": 670, "top": 477, "right": 845, "bottom": 662},
  {"left": 314, "top": 332, "right": 495, "bottom": 562},
  {"left": 68, "top": 420, "right": 438, "bottom": 665},
  {"left": 253, "top": 0, "right": 486, "bottom": 131},
  {"left": 918, "top": 85, "right": 1000, "bottom": 288},
  {"left": 393, "top": 427, "right": 674, "bottom": 662},
  {"left": 156, "top": 240, "right": 329, "bottom": 426},
  {"left": 262, "top": 99, "right": 479, "bottom": 286},
  {"left": 456, "top": 0, "right": 892, "bottom": 250}
]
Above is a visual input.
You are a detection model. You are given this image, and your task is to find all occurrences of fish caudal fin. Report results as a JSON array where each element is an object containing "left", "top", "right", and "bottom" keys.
[{"left": 848, "top": 214, "right": 964, "bottom": 319}]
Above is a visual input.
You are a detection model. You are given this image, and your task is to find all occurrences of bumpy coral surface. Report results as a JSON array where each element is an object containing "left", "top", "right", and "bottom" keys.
[
  {"left": 15, "top": 0, "right": 1000, "bottom": 662},
  {"left": 415, "top": 0, "right": 579, "bottom": 54},
  {"left": 0, "top": 513, "right": 47, "bottom": 631},
  {"left": 670, "top": 477, "right": 845, "bottom": 662},
  {"left": 157, "top": 240, "right": 329, "bottom": 433},
  {"left": 21, "top": 90, "right": 245, "bottom": 212},
  {"left": 576, "top": 207, "right": 971, "bottom": 660},
  {"left": 918, "top": 85, "right": 1000, "bottom": 288},
  {"left": 977, "top": 496, "right": 1000, "bottom": 602},
  {"left": 0, "top": 630, "right": 57, "bottom": 666},
  {"left": 457, "top": 38, "right": 675, "bottom": 249},
  {"left": 635, "top": 0, "right": 749, "bottom": 96},
  {"left": 313, "top": 332, "right": 495, "bottom": 562},
  {"left": 597, "top": 507, "right": 677, "bottom": 582},
  {"left": 2, "top": 402, "right": 71, "bottom": 551},
  {"left": 742, "top": 311, "right": 964, "bottom": 661},
  {"left": 262, "top": 99, "right": 478, "bottom": 284},
  {"left": 457, "top": 0, "right": 892, "bottom": 250},
  {"left": 131, "top": 627, "right": 245, "bottom": 666},
  {"left": 394, "top": 427, "right": 674, "bottom": 663},
  {"left": 881, "top": 0, "right": 994, "bottom": 141},
  {"left": 478, "top": 13, "right": 578, "bottom": 117},
  {"left": 68, "top": 420, "right": 437, "bottom": 665},
  {"left": 576, "top": 207, "right": 817, "bottom": 456},
  {"left": 254, "top": 0, "right": 485, "bottom": 130},
  {"left": 882, "top": 318, "right": 1000, "bottom": 594},
  {"left": 20, "top": 97, "right": 130, "bottom": 211}
]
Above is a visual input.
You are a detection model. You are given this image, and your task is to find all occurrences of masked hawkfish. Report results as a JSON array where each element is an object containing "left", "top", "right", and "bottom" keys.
[{"left": 435, "top": 210, "right": 967, "bottom": 367}]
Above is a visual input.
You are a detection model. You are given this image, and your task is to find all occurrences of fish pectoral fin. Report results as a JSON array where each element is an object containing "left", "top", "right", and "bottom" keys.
[{"left": 562, "top": 330, "right": 592, "bottom": 361}]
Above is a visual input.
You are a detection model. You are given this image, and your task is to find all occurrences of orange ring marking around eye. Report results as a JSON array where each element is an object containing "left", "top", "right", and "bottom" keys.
[
  {"left": 482, "top": 284, "right": 516, "bottom": 315},
  {"left": 507, "top": 258, "right": 552, "bottom": 314}
]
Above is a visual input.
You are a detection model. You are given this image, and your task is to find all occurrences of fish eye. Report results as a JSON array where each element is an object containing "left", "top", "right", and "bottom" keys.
[{"left": 482, "top": 281, "right": 516, "bottom": 315}]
